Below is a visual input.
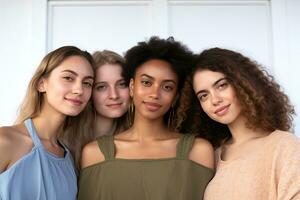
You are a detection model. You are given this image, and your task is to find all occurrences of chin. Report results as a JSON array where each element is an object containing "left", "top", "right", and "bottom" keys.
[
  {"left": 212, "top": 117, "right": 234, "bottom": 125},
  {"left": 108, "top": 113, "right": 124, "bottom": 118},
  {"left": 64, "top": 109, "right": 84, "bottom": 117},
  {"left": 100, "top": 111, "right": 125, "bottom": 119}
]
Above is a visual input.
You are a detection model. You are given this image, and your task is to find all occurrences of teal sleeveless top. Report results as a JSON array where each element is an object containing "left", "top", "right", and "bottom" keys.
[
  {"left": 0, "top": 119, "right": 77, "bottom": 200},
  {"left": 78, "top": 134, "right": 215, "bottom": 200}
]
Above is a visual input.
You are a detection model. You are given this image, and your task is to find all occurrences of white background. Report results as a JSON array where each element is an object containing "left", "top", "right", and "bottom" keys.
[{"left": 0, "top": 0, "right": 299, "bottom": 136}]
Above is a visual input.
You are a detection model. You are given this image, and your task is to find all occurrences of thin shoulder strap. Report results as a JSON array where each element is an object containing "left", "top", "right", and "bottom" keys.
[
  {"left": 24, "top": 118, "right": 42, "bottom": 147},
  {"left": 176, "top": 134, "right": 196, "bottom": 159},
  {"left": 97, "top": 135, "right": 115, "bottom": 161}
]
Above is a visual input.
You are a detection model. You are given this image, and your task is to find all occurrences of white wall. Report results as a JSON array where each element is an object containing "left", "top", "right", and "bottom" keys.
[
  {"left": 286, "top": 0, "right": 300, "bottom": 134},
  {"left": 0, "top": 0, "right": 34, "bottom": 126},
  {"left": 0, "top": 0, "right": 299, "bottom": 136}
]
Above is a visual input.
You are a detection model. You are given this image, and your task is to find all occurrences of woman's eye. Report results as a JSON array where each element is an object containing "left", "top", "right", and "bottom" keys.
[
  {"left": 198, "top": 93, "right": 208, "bottom": 102},
  {"left": 117, "top": 81, "right": 127, "bottom": 88},
  {"left": 141, "top": 80, "right": 151, "bottom": 87},
  {"left": 95, "top": 85, "right": 107, "bottom": 91},
  {"left": 162, "top": 85, "right": 173, "bottom": 91},
  {"left": 83, "top": 82, "right": 93, "bottom": 88},
  {"left": 63, "top": 76, "right": 73, "bottom": 81},
  {"left": 217, "top": 82, "right": 228, "bottom": 90}
]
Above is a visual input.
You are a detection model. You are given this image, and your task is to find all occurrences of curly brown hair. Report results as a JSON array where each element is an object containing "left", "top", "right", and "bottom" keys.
[{"left": 178, "top": 47, "right": 295, "bottom": 147}]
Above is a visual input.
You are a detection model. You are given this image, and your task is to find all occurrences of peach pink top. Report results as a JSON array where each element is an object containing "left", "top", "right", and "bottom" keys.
[{"left": 204, "top": 130, "right": 300, "bottom": 200}]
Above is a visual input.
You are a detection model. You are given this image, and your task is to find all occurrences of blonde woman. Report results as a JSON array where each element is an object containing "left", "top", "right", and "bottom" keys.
[
  {"left": 70, "top": 50, "right": 130, "bottom": 169},
  {"left": 0, "top": 46, "right": 95, "bottom": 200},
  {"left": 91, "top": 50, "right": 130, "bottom": 138}
]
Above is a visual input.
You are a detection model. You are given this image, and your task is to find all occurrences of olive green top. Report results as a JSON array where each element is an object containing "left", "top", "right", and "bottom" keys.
[{"left": 78, "top": 134, "right": 214, "bottom": 200}]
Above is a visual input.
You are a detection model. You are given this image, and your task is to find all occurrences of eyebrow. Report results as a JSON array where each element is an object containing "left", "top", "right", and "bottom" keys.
[
  {"left": 140, "top": 74, "right": 177, "bottom": 84},
  {"left": 94, "top": 82, "right": 106, "bottom": 86},
  {"left": 94, "top": 78, "right": 125, "bottom": 85},
  {"left": 61, "top": 69, "right": 94, "bottom": 80},
  {"left": 195, "top": 77, "right": 227, "bottom": 96}
]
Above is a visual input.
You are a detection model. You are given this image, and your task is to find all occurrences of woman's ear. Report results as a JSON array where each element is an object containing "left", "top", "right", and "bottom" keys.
[
  {"left": 129, "top": 78, "right": 134, "bottom": 97},
  {"left": 37, "top": 77, "right": 46, "bottom": 92}
]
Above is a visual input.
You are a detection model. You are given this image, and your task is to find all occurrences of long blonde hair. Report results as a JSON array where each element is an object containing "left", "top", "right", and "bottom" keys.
[{"left": 16, "top": 46, "right": 95, "bottom": 170}]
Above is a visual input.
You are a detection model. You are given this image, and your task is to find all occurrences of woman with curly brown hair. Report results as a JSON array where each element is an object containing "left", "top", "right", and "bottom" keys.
[
  {"left": 180, "top": 47, "right": 300, "bottom": 200},
  {"left": 77, "top": 37, "right": 215, "bottom": 200}
]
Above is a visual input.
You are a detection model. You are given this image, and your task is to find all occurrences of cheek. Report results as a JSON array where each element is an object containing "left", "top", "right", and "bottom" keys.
[
  {"left": 93, "top": 91, "right": 107, "bottom": 104},
  {"left": 133, "top": 85, "right": 146, "bottom": 97},
  {"left": 200, "top": 102, "right": 211, "bottom": 115},
  {"left": 47, "top": 80, "right": 69, "bottom": 95},
  {"left": 83, "top": 87, "right": 92, "bottom": 98},
  {"left": 233, "top": 98, "right": 242, "bottom": 114},
  {"left": 162, "top": 92, "right": 176, "bottom": 105},
  {"left": 93, "top": 94, "right": 107, "bottom": 115},
  {"left": 228, "top": 88, "right": 242, "bottom": 109},
  {"left": 119, "top": 88, "right": 130, "bottom": 101},
  {"left": 228, "top": 86, "right": 238, "bottom": 99}
]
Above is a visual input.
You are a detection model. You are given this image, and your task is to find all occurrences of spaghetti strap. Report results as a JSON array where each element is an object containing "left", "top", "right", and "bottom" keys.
[
  {"left": 97, "top": 135, "right": 115, "bottom": 161},
  {"left": 24, "top": 118, "right": 42, "bottom": 147},
  {"left": 176, "top": 134, "right": 196, "bottom": 159}
]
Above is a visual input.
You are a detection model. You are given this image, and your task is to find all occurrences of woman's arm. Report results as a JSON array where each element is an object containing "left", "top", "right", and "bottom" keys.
[
  {"left": 0, "top": 127, "right": 14, "bottom": 173},
  {"left": 275, "top": 133, "right": 300, "bottom": 200}
]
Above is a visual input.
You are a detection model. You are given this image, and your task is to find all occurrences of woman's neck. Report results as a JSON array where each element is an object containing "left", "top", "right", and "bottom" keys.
[
  {"left": 227, "top": 115, "right": 269, "bottom": 145},
  {"left": 94, "top": 114, "right": 116, "bottom": 138},
  {"left": 129, "top": 112, "right": 171, "bottom": 141},
  {"left": 32, "top": 112, "right": 65, "bottom": 143}
]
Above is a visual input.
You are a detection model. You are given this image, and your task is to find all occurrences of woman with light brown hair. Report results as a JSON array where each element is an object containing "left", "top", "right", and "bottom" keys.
[
  {"left": 91, "top": 50, "right": 130, "bottom": 138},
  {"left": 180, "top": 47, "right": 300, "bottom": 200},
  {"left": 70, "top": 50, "right": 130, "bottom": 170},
  {"left": 0, "top": 46, "right": 95, "bottom": 200}
]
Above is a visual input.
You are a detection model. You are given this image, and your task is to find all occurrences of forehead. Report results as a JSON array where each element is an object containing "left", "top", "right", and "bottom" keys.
[
  {"left": 193, "top": 69, "right": 226, "bottom": 90},
  {"left": 52, "top": 55, "right": 93, "bottom": 76},
  {"left": 95, "top": 63, "right": 123, "bottom": 81},
  {"left": 136, "top": 59, "right": 178, "bottom": 81}
]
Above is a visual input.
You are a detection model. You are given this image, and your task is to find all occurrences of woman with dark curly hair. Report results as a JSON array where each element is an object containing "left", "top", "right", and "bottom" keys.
[
  {"left": 180, "top": 47, "right": 300, "bottom": 199},
  {"left": 77, "top": 37, "right": 215, "bottom": 200}
]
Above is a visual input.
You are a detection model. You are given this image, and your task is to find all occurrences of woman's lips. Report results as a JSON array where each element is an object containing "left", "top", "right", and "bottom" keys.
[
  {"left": 65, "top": 98, "right": 83, "bottom": 106},
  {"left": 143, "top": 102, "right": 162, "bottom": 111},
  {"left": 214, "top": 104, "right": 230, "bottom": 116},
  {"left": 106, "top": 103, "right": 123, "bottom": 109}
]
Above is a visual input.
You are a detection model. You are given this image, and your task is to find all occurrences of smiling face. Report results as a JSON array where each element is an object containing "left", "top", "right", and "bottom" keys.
[
  {"left": 93, "top": 63, "right": 130, "bottom": 119},
  {"left": 130, "top": 59, "right": 178, "bottom": 121},
  {"left": 193, "top": 69, "right": 242, "bottom": 125},
  {"left": 39, "top": 55, "right": 94, "bottom": 117}
]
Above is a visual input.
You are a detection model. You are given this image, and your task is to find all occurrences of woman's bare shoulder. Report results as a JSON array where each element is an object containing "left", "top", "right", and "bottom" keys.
[
  {"left": 0, "top": 124, "right": 30, "bottom": 172},
  {"left": 0, "top": 124, "right": 29, "bottom": 149},
  {"left": 81, "top": 140, "right": 105, "bottom": 169},
  {"left": 189, "top": 137, "right": 215, "bottom": 170}
]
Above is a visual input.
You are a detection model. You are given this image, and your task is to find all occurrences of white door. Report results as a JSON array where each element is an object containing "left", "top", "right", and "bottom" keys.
[{"left": 43, "top": 0, "right": 272, "bottom": 71}]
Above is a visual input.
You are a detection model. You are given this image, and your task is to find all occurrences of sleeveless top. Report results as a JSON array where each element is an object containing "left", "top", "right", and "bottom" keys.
[
  {"left": 78, "top": 134, "right": 215, "bottom": 200},
  {"left": 0, "top": 119, "right": 77, "bottom": 200}
]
